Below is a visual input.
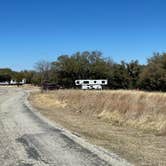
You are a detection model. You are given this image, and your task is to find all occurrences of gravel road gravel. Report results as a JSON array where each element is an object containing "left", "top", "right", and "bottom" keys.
[{"left": 0, "top": 87, "right": 132, "bottom": 166}]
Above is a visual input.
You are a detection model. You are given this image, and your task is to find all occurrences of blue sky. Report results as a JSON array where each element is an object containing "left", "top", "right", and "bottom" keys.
[{"left": 0, "top": 0, "right": 166, "bottom": 71}]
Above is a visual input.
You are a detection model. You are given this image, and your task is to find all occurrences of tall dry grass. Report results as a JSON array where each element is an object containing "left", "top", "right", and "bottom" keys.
[{"left": 35, "top": 90, "right": 166, "bottom": 133}]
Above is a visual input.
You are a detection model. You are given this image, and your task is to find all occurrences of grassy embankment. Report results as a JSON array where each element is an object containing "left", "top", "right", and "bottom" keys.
[{"left": 30, "top": 90, "right": 166, "bottom": 166}]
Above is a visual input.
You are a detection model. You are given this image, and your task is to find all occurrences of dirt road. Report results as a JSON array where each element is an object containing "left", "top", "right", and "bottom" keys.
[{"left": 0, "top": 87, "right": 131, "bottom": 166}]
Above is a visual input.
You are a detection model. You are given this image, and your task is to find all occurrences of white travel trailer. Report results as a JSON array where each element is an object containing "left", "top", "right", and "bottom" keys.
[{"left": 75, "top": 79, "right": 107, "bottom": 90}]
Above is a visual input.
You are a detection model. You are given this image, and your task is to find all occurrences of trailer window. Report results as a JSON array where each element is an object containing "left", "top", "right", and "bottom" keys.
[
  {"left": 94, "top": 81, "right": 96, "bottom": 83},
  {"left": 102, "top": 81, "right": 105, "bottom": 84},
  {"left": 83, "top": 81, "right": 89, "bottom": 84}
]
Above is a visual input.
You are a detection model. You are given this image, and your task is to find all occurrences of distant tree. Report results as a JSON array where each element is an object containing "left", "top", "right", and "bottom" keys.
[
  {"left": 108, "top": 62, "right": 129, "bottom": 89},
  {"left": 139, "top": 53, "right": 166, "bottom": 91},
  {"left": 29, "top": 51, "right": 166, "bottom": 91},
  {"left": 51, "top": 51, "right": 110, "bottom": 87},
  {"left": 34, "top": 60, "right": 51, "bottom": 84},
  {"left": 0, "top": 68, "right": 13, "bottom": 83},
  {"left": 125, "top": 60, "right": 143, "bottom": 89},
  {"left": 52, "top": 55, "right": 73, "bottom": 87},
  {"left": 19, "top": 70, "right": 35, "bottom": 84},
  {"left": 31, "top": 72, "right": 42, "bottom": 85},
  {"left": 0, "top": 74, "right": 11, "bottom": 83},
  {"left": 14, "top": 72, "right": 24, "bottom": 83},
  {"left": 0, "top": 68, "right": 13, "bottom": 76},
  {"left": 88, "top": 52, "right": 110, "bottom": 79}
]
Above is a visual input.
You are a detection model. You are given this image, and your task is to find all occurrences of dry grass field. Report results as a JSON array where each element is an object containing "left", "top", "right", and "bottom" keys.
[{"left": 29, "top": 90, "right": 166, "bottom": 166}]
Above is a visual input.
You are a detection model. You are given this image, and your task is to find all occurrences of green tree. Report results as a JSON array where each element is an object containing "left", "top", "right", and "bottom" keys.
[
  {"left": 0, "top": 68, "right": 13, "bottom": 83},
  {"left": 108, "top": 62, "right": 129, "bottom": 89},
  {"left": 51, "top": 51, "right": 110, "bottom": 87},
  {"left": 139, "top": 53, "right": 166, "bottom": 91},
  {"left": 126, "top": 60, "right": 143, "bottom": 89}
]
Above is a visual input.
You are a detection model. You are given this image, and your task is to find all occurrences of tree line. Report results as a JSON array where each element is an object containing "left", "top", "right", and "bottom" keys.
[{"left": 1, "top": 51, "right": 166, "bottom": 91}]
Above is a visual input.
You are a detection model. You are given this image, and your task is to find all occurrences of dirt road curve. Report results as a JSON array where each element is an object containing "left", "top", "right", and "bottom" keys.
[{"left": 0, "top": 88, "right": 131, "bottom": 166}]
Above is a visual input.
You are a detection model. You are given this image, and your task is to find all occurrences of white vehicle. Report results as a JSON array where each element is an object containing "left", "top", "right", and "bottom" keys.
[{"left": 75, "top": 79, "right": 107, "bottom": 90}]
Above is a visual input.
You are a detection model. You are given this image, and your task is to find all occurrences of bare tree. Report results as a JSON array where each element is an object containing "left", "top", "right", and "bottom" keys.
[{"left": 35, "top": 60, "right": 51, "bottom": 84}]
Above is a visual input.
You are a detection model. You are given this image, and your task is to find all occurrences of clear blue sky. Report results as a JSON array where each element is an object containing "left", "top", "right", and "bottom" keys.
[{"left": 0, "top": 0, "right": 166, "bottom": 71}]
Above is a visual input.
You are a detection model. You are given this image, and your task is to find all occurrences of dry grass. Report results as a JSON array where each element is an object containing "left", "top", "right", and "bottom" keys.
[
  {"left": 0, "top": 84, "right": 39, "bottom": 90},
  {"left": 32, "top": 90, "right": 166, "bottom": 133},
  {"left": 29, "top": 90, "right": 166, "bottom": 165}
]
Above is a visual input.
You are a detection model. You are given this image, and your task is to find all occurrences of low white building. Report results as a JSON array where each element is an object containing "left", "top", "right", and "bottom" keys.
[
  {"left": 0, "top": 79, "right": 26, "bottom": 85},
  {"left": 10, "top": 79, "right": 26, "bottom": 85},
  {"left": 75, "top": 79, "right": 107, "bottom": 90}
]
